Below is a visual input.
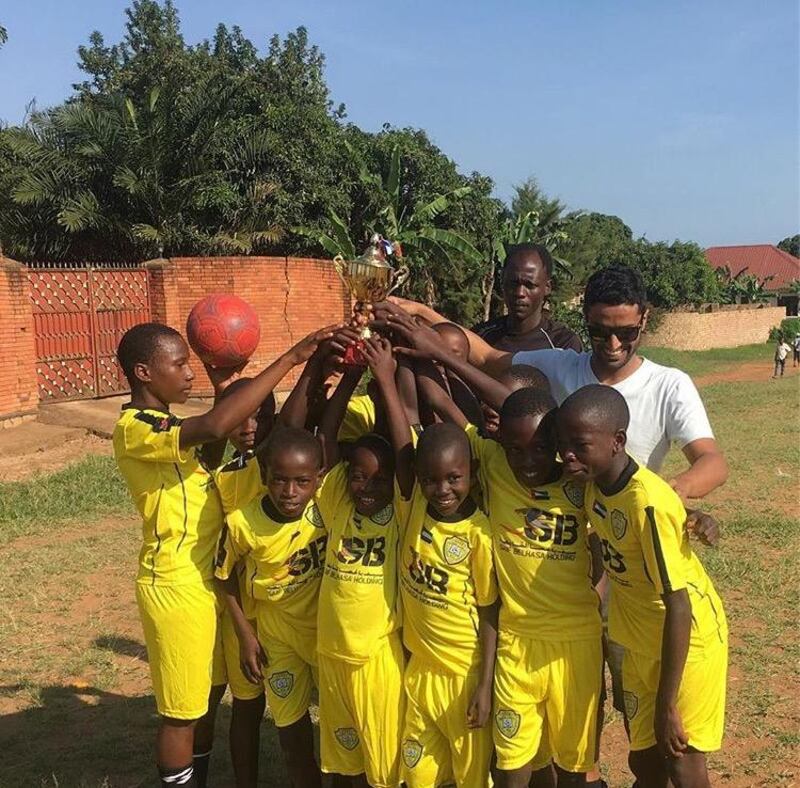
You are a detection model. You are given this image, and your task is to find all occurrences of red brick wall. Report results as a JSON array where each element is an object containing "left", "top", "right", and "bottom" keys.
[
  {"left": 148, "top": 256, "right": 349, "bottom": 395},
  {"left": 0, "top": 259, "right": 38, "bottom": 420}
]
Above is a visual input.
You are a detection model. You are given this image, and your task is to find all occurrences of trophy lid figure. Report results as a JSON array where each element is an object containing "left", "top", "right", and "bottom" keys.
[{"left": 334, "top": 233, "right": 408, "bottom": 365}]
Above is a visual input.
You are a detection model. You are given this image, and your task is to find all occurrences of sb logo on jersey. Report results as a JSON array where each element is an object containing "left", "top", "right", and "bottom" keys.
[
  {"left": 287, "top": 535, "right": 328, "bottom": 576},
  {"left": 408, "top": 549, "right": 449, "bottom": 595},
  {"left": 600, "top": 538, "right": 626, "bottom": 573},
  {"left": 520, "top": 508, "right": 579, "bottom": 547},
  {"left": 337, "top": 536, "right": 386, "bottom": 567}
]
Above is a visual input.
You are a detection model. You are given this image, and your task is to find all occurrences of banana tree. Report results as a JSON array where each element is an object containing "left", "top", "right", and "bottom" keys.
[{"left": 295, "top": 143, "right": 482, "bottom": 305}]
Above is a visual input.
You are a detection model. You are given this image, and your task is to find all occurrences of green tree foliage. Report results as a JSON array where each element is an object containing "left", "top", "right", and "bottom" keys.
[
  {"left": 715, "top": 266, "right": 773, "bottom": 304},
  {"left": 0, "top": 24, "right": 7, "bottom": 47},
  {"left": 777, "top": 234, "right": 800, "bottom": 257},
  {"left": 0, "top": 1, "right": 723, "bottom": 325},
  {"left": 296, "top": 139, "right": 486, "bottom": 316}
]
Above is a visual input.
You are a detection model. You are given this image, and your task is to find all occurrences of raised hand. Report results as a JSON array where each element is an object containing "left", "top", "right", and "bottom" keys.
[
  {"left": 203, "top": 360, "right": 248, "bottom": 395},
  {"left": 286, "top": 324, "right": 341, "bottom": 365},
  {"left": 387, "top": 312, "right": 445, "bottom": 362},
  {"left": 361, "top": 335, "right": 397, "bottom": 383}
]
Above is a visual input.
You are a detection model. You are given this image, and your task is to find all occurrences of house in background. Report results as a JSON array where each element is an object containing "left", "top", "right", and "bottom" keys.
[{"left": 706, "top": 244, "right": 800, "bottom": 315}]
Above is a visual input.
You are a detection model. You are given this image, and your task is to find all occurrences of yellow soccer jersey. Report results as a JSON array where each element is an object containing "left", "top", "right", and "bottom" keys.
[
  {"left": 585, "top": 458, "right": 727, "bottom": 659},
  {"left": 214, "top": 495, "right": 328, "bottom": 649},
  {"left": 466, "top": 426, "right": 601, "bottom": 641},
  {"left": 337, "top": 394, "right": 377, "bottom": 443},
  {"left": 113, "top": 405, "right": 224, "bottom": 586},
  {"left": 315, "top": 463, "right": 401, "bottom": 663},
  {"left": 398, "top": 483, "right": 498, "bottom": 676},
  {"left": 212, "top": 451, "right": 265, "bottom": 514},
  {"left": 212, "top": 451, "right": 266, "bottom": 620}
]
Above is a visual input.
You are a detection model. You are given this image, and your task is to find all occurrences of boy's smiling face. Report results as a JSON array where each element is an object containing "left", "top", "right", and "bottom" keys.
[
  {"left": 265, "top": 447, "right": 323, "bottom": 518},
  {"left": 556, "top": 409, "right": 624, "bottom": 483},
  {"left": 416, "top": 444, "right": 472, "bottom": 519},
  {"left": 348, "top": 445, "right": 394, "bottom": 517},
  {"left": 498, "top": 412, "right": 558, "bottom": 488}
]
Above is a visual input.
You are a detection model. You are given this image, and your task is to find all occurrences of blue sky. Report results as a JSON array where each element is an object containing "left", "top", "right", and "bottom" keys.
[{"left": 1, "top": 0, "right": 797, "bottom": 247}]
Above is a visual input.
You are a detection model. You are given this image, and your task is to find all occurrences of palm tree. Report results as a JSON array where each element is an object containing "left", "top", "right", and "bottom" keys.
[
  {"left": 295, "top": 143, "right": 482, "bottom": 305},
  {"left": 0, "top": 81, "right": 281, "bottom": 261}
]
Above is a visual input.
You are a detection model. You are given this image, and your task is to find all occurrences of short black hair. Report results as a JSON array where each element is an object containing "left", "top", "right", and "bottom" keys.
[
  {"left": 501, "top": 364, "right": 551, "bottom": 393},
  {"left": 500, "top": 387, "right": 557, "bottom": 422},
  {"left": 504, "top": 243, "right": 554, "bottom": 278},
  {"left": 416, "top": 422, "right": 470, "bottom": 465},
  {"left": 583, "top": 265, "right": 647, "bottom": 315},
  {"left": 559, "top": 384, "right": 630, "bottom": 431},
  {"left": 351, "top": 433, "right": 395, "bottom": 471},
  {"left": 257, "top": 425, "right": 323, "bottom": 469},
  {"left": 116, "top": 322, "right": 184, "bottom": 388}
]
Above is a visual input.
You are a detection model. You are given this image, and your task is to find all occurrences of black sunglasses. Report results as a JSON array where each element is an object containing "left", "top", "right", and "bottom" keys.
[{"left": 586, "top": 321, "right": 644, "bottom": 343}]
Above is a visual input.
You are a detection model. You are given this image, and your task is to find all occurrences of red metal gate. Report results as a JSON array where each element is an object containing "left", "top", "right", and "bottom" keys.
[{"left": 28, "top": 266, "right": 151, "bottom": 401}]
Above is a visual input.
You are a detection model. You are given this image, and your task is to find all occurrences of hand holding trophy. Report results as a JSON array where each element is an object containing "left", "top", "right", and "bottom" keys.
[{"left": 333, "top": 233, "right": 409, "bottom": 365}]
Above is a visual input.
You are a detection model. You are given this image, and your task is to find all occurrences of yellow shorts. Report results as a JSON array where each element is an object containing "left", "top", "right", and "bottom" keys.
[
  {"left": 622, "top": 634, "right": 728, "bottom": 753},
  {"left": 262, "top": 635, "right": 318, "bottom": 728},
  {"left": 319, "top": 633, "right": 406, "bottom": 787},
  {"left": 136, "top": 581, "right": 220, "bottom": 720},
  {"left": 211, "top": 609, "right": 265, "bottom": 701},
  {"left": 400, "top": 657, "right": 492, "bottom": 788},
  {"left": 493, "top": 632, "right": 603, "bottom": 773}
]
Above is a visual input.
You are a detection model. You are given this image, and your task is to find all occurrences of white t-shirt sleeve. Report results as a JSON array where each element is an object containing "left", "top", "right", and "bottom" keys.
[
  {"left": 511, "top": 349, "right": 585, "bottom": 403},
  {"left": 664, "top": 371, "right": 714, "bottom": 449}
]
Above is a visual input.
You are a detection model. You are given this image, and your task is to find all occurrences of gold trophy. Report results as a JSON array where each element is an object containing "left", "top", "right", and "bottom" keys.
[{"left": 333, "top": 233, "right": 409, "bottom": 365}]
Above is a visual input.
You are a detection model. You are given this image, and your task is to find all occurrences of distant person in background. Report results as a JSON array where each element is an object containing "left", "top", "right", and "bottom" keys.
[
  {"left": 772, "top": 335, "right": 791, "bottom": 378},
  {"left": 472, "top": 244, "right": 583, "bottom": 353},
  {"left": 792, "top": 333, "right": 800, "bottom": 367}
]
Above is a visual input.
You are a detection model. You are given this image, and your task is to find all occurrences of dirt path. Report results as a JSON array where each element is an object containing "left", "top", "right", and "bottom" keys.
[{"left": 694, "top": 359, "right": 800, "bottom": 386}]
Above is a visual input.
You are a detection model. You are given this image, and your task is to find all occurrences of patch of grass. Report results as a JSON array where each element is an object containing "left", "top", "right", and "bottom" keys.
[
  {"left": 640, "top": 342, "right": 768, "bottom": 377},
  {"left": 0, "top": 455, "right": 131, "bottom": 544}
]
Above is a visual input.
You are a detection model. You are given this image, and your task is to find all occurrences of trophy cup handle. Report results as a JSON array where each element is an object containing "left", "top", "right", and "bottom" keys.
[
  {"left": 333, "top": 255, "right": 348, "bottom": 283},
  {"left": 386, "top": 264, "right": 410, "bottom": 298}
]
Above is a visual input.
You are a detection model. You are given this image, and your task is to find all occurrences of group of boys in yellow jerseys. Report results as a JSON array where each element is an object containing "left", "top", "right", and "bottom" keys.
[{"left": 114, "top": 298, "right": 727, "bottom": 788}]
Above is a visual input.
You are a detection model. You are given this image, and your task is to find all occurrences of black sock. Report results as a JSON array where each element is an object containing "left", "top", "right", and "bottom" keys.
[
  {"left": 159, "top": 763, "right": 195, "bottom": 787},
  {"left": 193, "top": 750, "right": 212, "bottom": 788}
]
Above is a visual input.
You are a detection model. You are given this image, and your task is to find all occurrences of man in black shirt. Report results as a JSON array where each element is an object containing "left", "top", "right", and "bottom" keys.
[{"left": 473, "top": 243, "right": 583, "bottom": 353}]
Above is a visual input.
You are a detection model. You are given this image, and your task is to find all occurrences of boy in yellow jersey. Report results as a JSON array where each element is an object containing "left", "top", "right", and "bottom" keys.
[
  {"left": 317, "top": 359, "right": 406, "bottom": 787},
  {"left": 557, "top": 385, "right": 727, "bottom": 788},
  {"left": 214, "top": 426, "right": 329, "bottom": 788},
  {"left": 113, "top": 322, "right": 332, "bottom": 788},
  {"left": 205, "top": 378, "right": 275, "bottom": 787},
  {"left": 367, "top": 335, "right": 498, "bottom": 787},
  {"left": 278, "top": 336, "right": 410, "bottom": 787},
  {"left": 410, "top": 343, "right": 603, "bottom": 787}
]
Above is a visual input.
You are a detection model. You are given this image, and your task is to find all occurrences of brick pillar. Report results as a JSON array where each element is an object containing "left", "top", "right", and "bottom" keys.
[{"left": 0, "top": 258, "right": 39, "bottom": 422}]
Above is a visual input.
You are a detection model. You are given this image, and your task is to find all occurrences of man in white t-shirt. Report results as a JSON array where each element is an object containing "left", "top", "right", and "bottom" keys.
[{"left": 382, "top": 264, "right": 727, "bottom": 500}]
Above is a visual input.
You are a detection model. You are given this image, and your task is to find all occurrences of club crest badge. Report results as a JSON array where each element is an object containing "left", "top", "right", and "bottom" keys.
[
  {"left": 268, "top": 671, "right": 294, "bottom": 699},
  {"left": 562, "top": 481, "right": 585, "bottom": 508},
  {"left": 335, "top": 728, "right": 359, "bottom": 751},
  {"left": 443, "top": 535, "right": 471, "bottom": 565},
  {"left": 305, "top": 503, "right": 325, "bottom": 529},
  {"left": 495, "top": 709, "right": 521, "bottom": 739},
  {"left": 371, "top": 503, "right": 394, "bottom": 526},
  {"left": 611, "top": 509, "right": 628, "bottom": 540},
  {"left": 402, "top": 739, "right": 423, "bottom": 768},
  {"left": 624, "top": 691, "right": 639, "bottom": 720}
]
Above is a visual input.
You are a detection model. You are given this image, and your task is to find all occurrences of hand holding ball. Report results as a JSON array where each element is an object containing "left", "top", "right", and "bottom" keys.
[{"left": 186, "top": 294, "right": 260, "bottom": 368}]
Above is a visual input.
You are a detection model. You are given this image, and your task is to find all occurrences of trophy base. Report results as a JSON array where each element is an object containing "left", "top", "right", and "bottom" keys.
[{"left": 342, "top": 339, "right": 368, "bottom": 367}]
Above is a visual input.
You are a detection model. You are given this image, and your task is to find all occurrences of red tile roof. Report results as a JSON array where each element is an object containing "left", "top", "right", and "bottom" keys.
[{"left": 705, "top": 245, "right": 800, "bottom": 291}]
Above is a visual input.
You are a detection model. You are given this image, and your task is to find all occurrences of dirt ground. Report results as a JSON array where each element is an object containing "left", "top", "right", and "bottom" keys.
[
  {"left": 693, "top": 359, "right": 800, "bottom": 387},
  {"left": 1, "top": 364, "right": 798, "bottom": 787}
]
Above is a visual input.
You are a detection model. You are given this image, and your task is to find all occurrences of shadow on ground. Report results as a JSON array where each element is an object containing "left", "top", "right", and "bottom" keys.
[{"left": 0, "top": 683, "right": 292, "bottom": 787}]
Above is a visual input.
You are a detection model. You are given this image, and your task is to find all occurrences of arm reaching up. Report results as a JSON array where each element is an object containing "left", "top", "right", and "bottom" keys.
[
  {"left": 387, "top": 310, "right": 512, "bottom": 412},
  {"left": 361, "top": 336, "right": 415, "bottom": 499},
  {"left": 317, "top": 367, "right": 365, "bottom": 471},
  {"left": 179, "top": 326, "right": 338, "bottom": 450}
]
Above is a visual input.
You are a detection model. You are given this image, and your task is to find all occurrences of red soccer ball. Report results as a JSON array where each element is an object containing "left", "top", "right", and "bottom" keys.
[{"left": 186, "top": 294, "right": 261, "bottom": 367}]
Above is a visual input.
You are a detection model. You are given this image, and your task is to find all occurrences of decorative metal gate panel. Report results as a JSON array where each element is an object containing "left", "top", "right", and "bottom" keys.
[{"left": 28, "top": 266, "right": 151, "bottom": 401}]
